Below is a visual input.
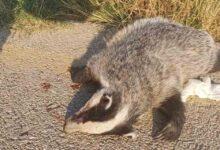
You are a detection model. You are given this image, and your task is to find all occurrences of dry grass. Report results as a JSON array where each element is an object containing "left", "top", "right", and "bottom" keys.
[
  {"left": 1, "top": 0, "right": 219, "bottom": 40},
  {"left": 62, "top": 0, "right": 220, "bottom": 41}
]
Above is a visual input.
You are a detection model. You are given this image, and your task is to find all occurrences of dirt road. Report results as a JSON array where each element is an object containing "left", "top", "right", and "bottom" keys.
[{"left": 0, "top": 22, "right": 220, "bottom": 150}]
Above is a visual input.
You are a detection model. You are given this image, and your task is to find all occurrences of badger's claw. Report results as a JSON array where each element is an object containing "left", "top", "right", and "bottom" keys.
[
  {"left": 155, "top": 119, "right": 182, "bottom": 141},
  {"left": 123, "top": 131, "right": 137, "bottom": 139}
]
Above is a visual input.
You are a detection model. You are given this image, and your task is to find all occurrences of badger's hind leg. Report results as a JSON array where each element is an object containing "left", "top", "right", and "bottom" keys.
[
  {"left": 153, "top": 92, "right": 185, "bottom": 141},
  {"left": 123, "top": 131, "right": 137, "bottom": 139}
]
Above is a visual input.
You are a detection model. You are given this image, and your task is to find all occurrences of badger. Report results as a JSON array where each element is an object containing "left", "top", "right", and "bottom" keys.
[{"left": 63, "top": 17, "right": 219, "bottom": 139}]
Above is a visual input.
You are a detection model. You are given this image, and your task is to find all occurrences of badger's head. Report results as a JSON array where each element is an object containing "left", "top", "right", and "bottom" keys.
[{"left": 63, "top": 88, "right": 134, "bottom": 135}]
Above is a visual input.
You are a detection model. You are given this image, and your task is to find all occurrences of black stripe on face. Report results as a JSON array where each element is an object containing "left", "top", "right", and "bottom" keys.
[{"left": 103, "top": 123, "right": 133, "bottom": 135}]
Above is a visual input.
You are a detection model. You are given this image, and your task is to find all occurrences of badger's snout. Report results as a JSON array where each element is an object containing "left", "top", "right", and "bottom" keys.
[
  {"left": 63, "top": 112, "right": 89, "bottom": 133},
  {"left": 73, "top": 114, "right": 88, "bottom": 124},
  {"left": 63, "top": 117, "right": 76, "bottom": 134}
]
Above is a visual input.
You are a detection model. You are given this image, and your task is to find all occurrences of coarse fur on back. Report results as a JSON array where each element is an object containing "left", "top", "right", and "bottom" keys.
[{"left": 64, "top": 17, "right": 219, "bottom": 140}]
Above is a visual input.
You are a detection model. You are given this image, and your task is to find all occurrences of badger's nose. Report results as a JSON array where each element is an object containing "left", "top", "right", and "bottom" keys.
[{"left": 63, "top": 122, "right": 68, "bottom": 133}]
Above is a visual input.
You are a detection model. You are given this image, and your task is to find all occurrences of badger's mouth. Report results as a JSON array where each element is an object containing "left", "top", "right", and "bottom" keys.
[{"left": 71, "top": 113, "right": 88, "bottom": 124}]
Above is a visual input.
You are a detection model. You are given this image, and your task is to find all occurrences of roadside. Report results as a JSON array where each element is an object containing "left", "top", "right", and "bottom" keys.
[{"left": 0, "top": 22, "right": 220, "bottom": 150}]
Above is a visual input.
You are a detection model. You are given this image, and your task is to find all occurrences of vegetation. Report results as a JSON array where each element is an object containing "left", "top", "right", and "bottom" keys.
[
  {"left": 62, "top": 0, "right": 220, "bottom": 41},
  {"left": 0, "top": 0, "right": 66, "bottom": 29},
  {"left": 0, "top": 0, "right": 18, "bottom": 27},
  {"left": 0, "top": 0, "right": 219, "bottom": 40}
]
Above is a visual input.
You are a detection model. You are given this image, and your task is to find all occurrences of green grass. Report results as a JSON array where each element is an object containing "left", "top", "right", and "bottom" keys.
[
  {"left": 0, "top": 0, "right": 18, "bottom": 27},
  {"left": 0, "top": 0, "right": 66, "bottom": 29},
  {"left": 0, "top": 0, "right": 220, "bottom": 41},
  {"left": 0, "top": 0, "right": 76, "bottom": 33},
  {"left": 22, "top": 0, "right": 65, "bottom": 19}
]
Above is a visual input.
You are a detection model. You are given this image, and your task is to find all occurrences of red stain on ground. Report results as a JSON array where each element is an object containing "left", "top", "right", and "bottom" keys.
[
  {"left": 41, "top": 82, "right": 51, "bottom": 91},
  {"left": 70, "top": 83, "right": 81, "bottom": 90}
]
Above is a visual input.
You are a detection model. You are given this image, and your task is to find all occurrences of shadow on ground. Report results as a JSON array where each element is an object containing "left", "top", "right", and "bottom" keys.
[
  {"left": 65, "top": 82, "right": 100, "bottom": 119},
  {"left": 0, "top": 0, "right": 98, "bottom": 52},
  {"left": 66, "top": 26, "right": 117, "bottom": 119},
  {"left": 0, "top": 0, "right": 17, "bottom": 52},
  {"left": 70, "top": 26, "right": 117, "bottom": 72}
]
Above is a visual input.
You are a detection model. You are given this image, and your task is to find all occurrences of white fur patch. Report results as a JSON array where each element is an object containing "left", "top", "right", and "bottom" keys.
[
  {"left": 64, "top": 105, "right": 130, "bottom": 134},
  {"left": 181, "top": 77, "right": 220, "bottom": 102},
  {"left": 89, "top": 89, "right": 106, "bottom": 107}
]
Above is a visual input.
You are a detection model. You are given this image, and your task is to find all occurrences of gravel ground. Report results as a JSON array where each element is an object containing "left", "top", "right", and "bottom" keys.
[{"left": 0, "top": 22, "right": 220, "bottom": 150}]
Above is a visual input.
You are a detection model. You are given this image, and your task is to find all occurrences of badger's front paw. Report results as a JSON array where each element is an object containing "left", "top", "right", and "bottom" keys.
[
  {"left": 123, "top": 131, "right": 137, "bottom": 139},
  {"left": 157, "top": 120, "right": 181, "bottom": 140}
]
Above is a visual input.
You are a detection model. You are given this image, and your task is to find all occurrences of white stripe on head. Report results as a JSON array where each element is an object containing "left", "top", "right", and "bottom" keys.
[
  {"left": 89, "top": 89, "right": 106, "bottom": 107},
  {"left": 64, "top": 105, "right": 130, "bottom": 134}
]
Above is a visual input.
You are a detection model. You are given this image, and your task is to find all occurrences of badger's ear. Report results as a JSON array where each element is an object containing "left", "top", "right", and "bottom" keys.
[
  {"left": 70, "top": 88, "right": 115, "bottom": 123},
  {"left": 100, "top": 93, "right": 113, "bottom": 110}
]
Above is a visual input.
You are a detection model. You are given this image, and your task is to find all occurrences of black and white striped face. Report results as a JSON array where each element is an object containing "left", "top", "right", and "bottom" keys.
[{"left": 63, "top": 88, "right": 131, "bottom": 135}]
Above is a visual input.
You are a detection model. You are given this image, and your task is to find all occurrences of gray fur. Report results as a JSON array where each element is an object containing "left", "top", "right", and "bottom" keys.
[{"left": 65, "top": 17, "right": 218, "bottom": 139}]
